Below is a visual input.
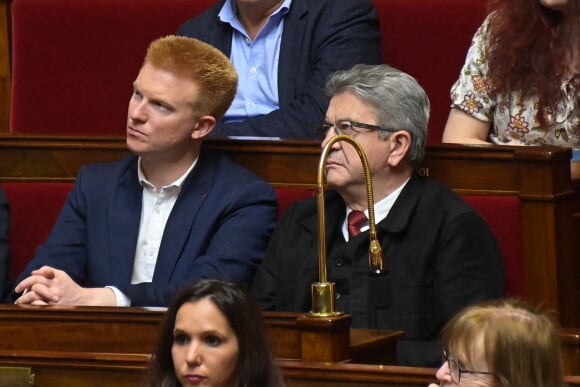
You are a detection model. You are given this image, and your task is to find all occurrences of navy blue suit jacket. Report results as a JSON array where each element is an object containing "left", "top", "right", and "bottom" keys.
[
  {"left": 177, "top": 0, "right": 383, "bottom": 139},
  {"left": 17, "top": 148, "right": 278, "bottom": 306}
]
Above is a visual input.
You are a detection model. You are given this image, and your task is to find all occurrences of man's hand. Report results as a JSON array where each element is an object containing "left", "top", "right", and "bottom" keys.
[{"left": 14, "top": 266, "right": 117, "bottom": 306}]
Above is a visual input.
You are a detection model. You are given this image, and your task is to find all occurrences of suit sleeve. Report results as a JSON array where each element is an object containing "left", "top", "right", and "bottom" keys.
[
  {"left": 250, "top": 200, "right": 308, "bottom": 311},
  {"left": 397, "top": 211, "right": 505, "bottom": 366}
]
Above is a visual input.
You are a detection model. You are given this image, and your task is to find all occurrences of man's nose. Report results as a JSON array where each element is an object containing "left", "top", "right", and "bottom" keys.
[
  {"left": 321, "top": 126, "right": 339, "bottom": 149},
  {"left": 129, "top": 101, "right": 147, "bottom": 122}
]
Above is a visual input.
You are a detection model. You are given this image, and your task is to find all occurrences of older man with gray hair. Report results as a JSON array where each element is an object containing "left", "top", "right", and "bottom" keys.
[{"left": 251, "top": 64, "right": 504, "bottom": 367}]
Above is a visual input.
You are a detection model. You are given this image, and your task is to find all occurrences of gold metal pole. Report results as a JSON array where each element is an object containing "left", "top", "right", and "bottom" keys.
[{"left": 309, "top": 135, "right": 386, "bottom": 317}]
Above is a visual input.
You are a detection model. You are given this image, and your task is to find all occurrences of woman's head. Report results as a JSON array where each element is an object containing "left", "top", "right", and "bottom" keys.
[
  {"left": 150, "top": 279, "right": 281, "bottom": 387},
  {"left": 436, "top": 299, "right": 565, "bottom": 387}
]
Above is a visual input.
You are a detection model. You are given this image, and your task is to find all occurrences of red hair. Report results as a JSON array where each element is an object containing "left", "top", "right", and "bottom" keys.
[{"left": 486, "top": 0, "right": 579, "bottom": 125}]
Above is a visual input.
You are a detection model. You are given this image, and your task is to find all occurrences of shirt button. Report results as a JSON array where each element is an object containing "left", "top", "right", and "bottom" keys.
[
  {"left": 335, "top": 258, "right": 344, "bottom": 267},
  {"left": 250, "top": 67, "right": 257, "bottom": 74}
]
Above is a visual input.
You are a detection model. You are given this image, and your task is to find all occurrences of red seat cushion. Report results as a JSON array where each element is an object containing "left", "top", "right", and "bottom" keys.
[
  {"left": 10, "top": 0, "right": 215, "bottom": 136},
  {"left": 274, "top": 187, "right": 316, "bottom": 218},
  {"left": 461, "top": 195, "right": 524, "bottom": 297},
  {"left": 3, "top": 182, "right": 73, "bottom": 278},
  {"left": 373, "top": 0, "right": 487, "bottom": 144}
]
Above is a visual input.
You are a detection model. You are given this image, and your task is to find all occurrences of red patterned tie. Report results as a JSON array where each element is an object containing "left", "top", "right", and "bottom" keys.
[{"left": 347, "top": 210, "right": 367, "bottom": 238}]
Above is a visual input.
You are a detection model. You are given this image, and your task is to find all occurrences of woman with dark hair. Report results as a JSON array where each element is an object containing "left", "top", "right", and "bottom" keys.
[
  {"left": 428, "top": 298, "right": 565, "bottom": 387},
  {"left": 442, "top": 0, "right": 579, "bottom": 178},
  {"left": 149, "top": 279, "right": 284, "bottom": 387}
]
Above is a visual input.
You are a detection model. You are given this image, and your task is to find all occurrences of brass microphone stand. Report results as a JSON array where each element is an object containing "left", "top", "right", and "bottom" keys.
[{"left": 309, "top": 134, "right": 386, "bottom": 317}]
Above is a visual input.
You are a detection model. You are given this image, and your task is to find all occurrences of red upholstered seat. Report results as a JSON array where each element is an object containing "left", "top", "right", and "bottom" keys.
[
  {"left": 461, "top": 195, "right": 524, "bottom": 298},
  {"left": 274, "top": 187, "right": 316, "bottom": 218},
  {"left": 9, "top": 0, "right": 215, "bottom": 136},
  {"left": 3, "top": 182, "right": 73, "bottom": 279},
  {"left": 373, "top": 0, "right": 487, "bottom": 144}
]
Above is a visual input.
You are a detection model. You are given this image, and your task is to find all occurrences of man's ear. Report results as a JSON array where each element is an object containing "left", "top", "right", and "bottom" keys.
[
  {"left": 191, "top": 115, "right": 217, "bottom": 140},
  {"left": 386, "top": 130, "right": 411, "bottom": 167}
]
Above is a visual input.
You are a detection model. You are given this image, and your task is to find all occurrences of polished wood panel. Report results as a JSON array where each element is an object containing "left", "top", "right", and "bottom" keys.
[
  {"left": 563, "top": 328, "right": 580, "bottom": 376},
  {"left": 0, "top": 305, "right": 403, "bottom": 364},
  {"left": 0, "top": 305, "right": 577, "bottom": 386}
]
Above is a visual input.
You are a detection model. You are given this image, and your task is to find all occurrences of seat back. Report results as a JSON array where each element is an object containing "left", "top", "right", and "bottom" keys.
[
  {"left": 9, "top": 0, "right": 215, "bottom": 136},
  {"left": 3, "top": 181, "right": 73, "bottom": 278},
  {"left": 461, "top": 195, "right": 524, "bottom": 297},
  {"left": 274, "top": 187, "right": 316, "bottom": 218},
  {"left": 373, "top": 0, "right": 487, "bottom": 143}
]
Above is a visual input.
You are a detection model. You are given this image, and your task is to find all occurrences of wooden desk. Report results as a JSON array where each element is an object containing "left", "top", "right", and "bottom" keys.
[
  {"left": 0, "top": 305, "right": 578, "bottom": 386},
  {"left": 0, "top": 304, "right": 404, "bottom": 386},
  {"left": 0, "top": 305, "right": 402, "bottom": 364}
]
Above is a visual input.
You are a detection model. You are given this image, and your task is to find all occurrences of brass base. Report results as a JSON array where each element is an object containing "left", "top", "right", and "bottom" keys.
[
  {"left": 307, "top": 310, "right": 344, "bottom": 317},
  {"left": 309, "top": 282, "right": 343, "bottom": 317}
]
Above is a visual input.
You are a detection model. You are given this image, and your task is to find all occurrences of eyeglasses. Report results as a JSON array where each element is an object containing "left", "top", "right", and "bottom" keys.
[
  {"left": 443, "top": 350, "right": 494, "bottom": 383},
  {"left": 314, "top": 120, "right": 398, "bottom": 138}
]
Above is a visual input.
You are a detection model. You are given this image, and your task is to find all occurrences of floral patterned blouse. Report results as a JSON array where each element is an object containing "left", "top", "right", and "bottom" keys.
[{"left": 450, "top": 15, "right": 580, "bottom": 152}]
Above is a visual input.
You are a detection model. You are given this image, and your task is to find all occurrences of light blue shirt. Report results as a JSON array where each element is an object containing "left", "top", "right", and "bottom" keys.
[{"left": 218, "top": 0, "right": 291, "bottom": 122}]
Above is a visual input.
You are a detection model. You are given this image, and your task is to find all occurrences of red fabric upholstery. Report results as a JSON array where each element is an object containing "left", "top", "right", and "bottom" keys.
[
  {"left": 10, "top": 0, "right": 486, "bottom": 141},
  {"left": 9, "top": 0, "right": 215, "bottom": 136},
  {"left": 461, "top": 195, "right": 524, "bottom": 297},
  {"left": 274, "top": 187, "right": 316, "bottom": 218},
  {"left": 3, "top": 182, "right": 73, "bottom": 279},
  {"left": 374, "top": 0, "right": 487, "bottom": 144}
]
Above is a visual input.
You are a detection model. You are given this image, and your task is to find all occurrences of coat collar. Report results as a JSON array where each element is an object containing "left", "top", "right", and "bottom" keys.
[{"left": 302, "top": 175, "right": 423, "bottom": 237}]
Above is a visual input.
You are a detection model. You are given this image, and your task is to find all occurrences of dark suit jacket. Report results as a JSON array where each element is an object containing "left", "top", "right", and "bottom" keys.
[
  {"left": 251, "top": 174, "right": 504, "bottom": 366},
  {"left": 17, "top": 148, "right": 278, "bottom": 306},
  {"left": 177, "top": 0, "right": 383, "bottom": 139},
  {"left": 0, "top": 184, "right": 11, "bottom": 303}
]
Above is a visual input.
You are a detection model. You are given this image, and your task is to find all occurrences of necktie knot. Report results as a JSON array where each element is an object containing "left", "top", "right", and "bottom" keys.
[{"left": 347, "top": 210, "right": 367, "bottom": 238}]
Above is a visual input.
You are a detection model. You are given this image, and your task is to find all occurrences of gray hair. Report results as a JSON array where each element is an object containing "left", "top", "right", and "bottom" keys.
[{"left": 325, "top": 64, "right": 430, "bottom": 167}]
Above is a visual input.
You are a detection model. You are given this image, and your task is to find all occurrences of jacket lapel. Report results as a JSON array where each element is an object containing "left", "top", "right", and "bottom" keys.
[
  {"left": 378, "top": 174, "right": 421, "bottom": 235},
  {"left": 151, "top": 152, "right": 214, "bottom": 283},
  {"left": 277, "top": 0, "right": 307, "bottom": 105},
  {"left": 109, "top": 160, "right": 142, "bottom": 286}
]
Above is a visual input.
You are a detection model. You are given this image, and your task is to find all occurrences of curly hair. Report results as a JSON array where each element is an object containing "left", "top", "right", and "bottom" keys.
[{"left": 486, "top": 0, "right": 579, "bottom": 125}]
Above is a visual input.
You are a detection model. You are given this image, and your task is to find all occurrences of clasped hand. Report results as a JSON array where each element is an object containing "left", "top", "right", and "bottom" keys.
[{"left": 14, "top": 266, "right": 116, "bottom": 306}]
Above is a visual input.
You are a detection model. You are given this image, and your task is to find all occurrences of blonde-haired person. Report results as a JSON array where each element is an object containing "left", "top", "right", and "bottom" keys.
[
  {"left": 13, "top": 36, "right": 277, "bottom": 307},
  {"left": 429, "top": 298, "right": 566, "bottom": 387}
]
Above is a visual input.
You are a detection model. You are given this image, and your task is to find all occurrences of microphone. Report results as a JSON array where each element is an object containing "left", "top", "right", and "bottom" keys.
[{"left": 308, "top": 134, "right": 388, "bottom": 318}]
